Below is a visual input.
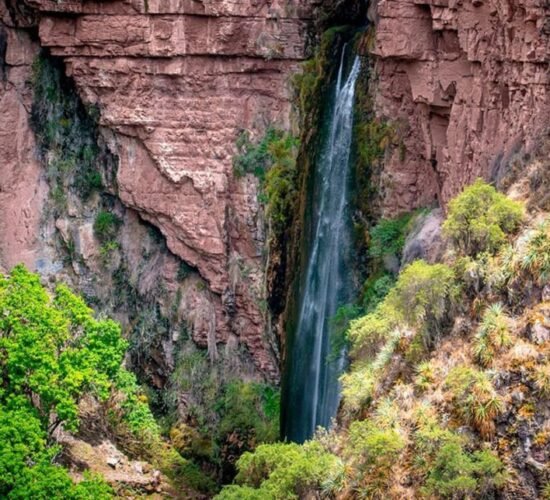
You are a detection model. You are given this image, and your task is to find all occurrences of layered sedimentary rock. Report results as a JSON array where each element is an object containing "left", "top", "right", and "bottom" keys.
[
  {"left": 1, "top": 0, "right": 316, "bottom": 381},
  {"left": 370, "top": 0, "right": 550, "bottom": 213}
]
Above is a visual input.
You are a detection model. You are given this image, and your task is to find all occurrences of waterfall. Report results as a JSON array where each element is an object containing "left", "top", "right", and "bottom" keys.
[{"left": 283, "top": 49, "right": 361, "bottom": 443}]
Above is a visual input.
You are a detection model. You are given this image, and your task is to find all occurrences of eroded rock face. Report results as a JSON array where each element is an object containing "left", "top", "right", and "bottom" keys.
[
  {"left": 370, "top": 0, "right": 550, "bottom": 214},
  {"left": 0, "top": 13, "right": 47, "bottom": 270},
  {"left": 1, "top": 0, "right": 316, "bottom": 381}
]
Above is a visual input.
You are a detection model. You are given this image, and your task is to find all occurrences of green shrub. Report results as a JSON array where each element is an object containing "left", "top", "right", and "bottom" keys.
[
  {"left": 474, "top": 303, "right": 512, "bottom": 366},
  {"left": 93, "top": 211, "right": 121, "bottom": 242},
  {"left": 386, "top": 260, "right": 458, "bottom": 344},
  {"left": 368, "top": 212, "right": 414, "bottom": 260},
  {"left": 346, "top": 300, "right": 398, "bottom": 359},
  {"left": 233, "top": 128, "right": 281, "bottom": 179},
  {"left": 263, "top": 134, "right": 299, "bottom": 234},
  {"left": 0, "top": 265, "right": 127, "bottom": 432},
  {"left": 413, "top": 405, "right": 506, "bottom": 497},
  {"left": 218, "top": 381, "right": 280, "bottom": 446},
  {"left": 445, "top": 366, "right": 503, "bottom": 437},
  {"left": 0, "top": 266, "right": 126, "bottom": 497},
  {"left": 346, "top": 415, "right": 406, "bottom": 495},
  {"left": 361, "top": 272, "right": 395, "bottom": 313},
  {"left": 341, "top": 330, "right": 401, "bottom": 413},
  {"left": 422, "top": 443, "right": 507, "bottom": 498},
  {"left": 443, "top": 179, "right": 524, "bottom": 256},
  {"left": 414, "top": 361, "right": 436, "bottom": 392},
  {"left": 328, "top": 304, "right": 361, "bottom": 362},
  {"left": 216, "top": 441, "right": 343, "bottom": 499}
]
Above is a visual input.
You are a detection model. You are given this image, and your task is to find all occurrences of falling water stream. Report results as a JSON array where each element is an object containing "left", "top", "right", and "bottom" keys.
[{"left": 283, "top": 48, "right": 361, "bottom": 443}]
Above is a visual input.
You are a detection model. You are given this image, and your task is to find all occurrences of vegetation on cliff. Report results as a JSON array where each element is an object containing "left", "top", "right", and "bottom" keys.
[{"left": 218, "top": 180, "right": 550, "bottom": 499}]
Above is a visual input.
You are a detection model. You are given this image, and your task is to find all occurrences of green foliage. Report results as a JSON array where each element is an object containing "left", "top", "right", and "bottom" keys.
[
  {"left": 422, "top": 443, "right": 507, "bottom": 498},
  {"left": 412, "top": 408, "right": 507, "bottom": 497},
  {"left": 233, "top": 128, "right": 282, "bottom": 179},
  {"left": 344, "top": 402, "right": 406, "bottom": 495},
  {"left": 31, "top": 54, "right": 104, "bottom": 202},
  {"left": 217, "top": 381, "right": 280, "bottom": 445},
  {"left": 233, "top": 128, "right": 299, "bottom": 236},
  {"left": 216, "top": 441, "right": 343, "bottom": 499},
  {"left": 385, "top": 260, "right": 458, "bottom": 344},
  {"left": 164, "top": 344, "right": 280, "bottom": 485},
  {"left": 368, "top": 212, "right": 414, "bottom": 260},
  {"left": 414, "top": 361, "right": 436, "bottom": 392},
  {"left": 263, "top": 134, "right": 299, "bottom": 234},
  {"left": 356, "top": 118, "right": 396, "bottom": 171},
  {"left": 443, "top": 179, "right": 524, "bottom": 256},
  {"left": 474, "top": 303, "right": 512, "bottom": 366},
  {"left": 361, "top": 272, "right": 395, "bottom": 313},
  {"left": 347, "top": 424, "right": 404, "bottom": 491},
  {"left": 93, "top": 211, "right": 121, "bottom": 242},
  {"left": 521, "top": 218, "right": 550, "bottom": 285},
  {"left": 8, "top": 464, "right": 112, "bottom": 500},
  {"left": 346, "top": 299, "right": 398, "bottom": 359},
  {"left": 0, "top": 266, "right": 124, "bottom": 497},
  {"left": 291, "top": 26, "right": 349, "bottom": 123},
  {"left": 113, "top": 368, "right": 159, "bottom": 436},
  {"left": 0, "top": 265, "right": 127, "bottom": 432},
  {"left": 445, "top": 365, "right": 503, "bottom": 437},
  {"left": 341, "top": 329, "right": 401, "bottom": 413}
]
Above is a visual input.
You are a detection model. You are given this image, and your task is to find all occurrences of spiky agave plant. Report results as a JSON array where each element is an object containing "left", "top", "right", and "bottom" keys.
[
  {"left": 473, "top": 303, "right": 512, "bottom": 367},
  {"left": 521, "top": 219, "right": 550, "bottom": 286}
]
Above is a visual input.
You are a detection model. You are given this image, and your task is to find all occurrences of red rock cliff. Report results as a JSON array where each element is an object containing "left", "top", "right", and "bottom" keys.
[
  {"left": 0, "top": 0, "right": 318, "bottom": 382},
  {"left": 369, "top": 0, "right": 549, "bottom": 214}
]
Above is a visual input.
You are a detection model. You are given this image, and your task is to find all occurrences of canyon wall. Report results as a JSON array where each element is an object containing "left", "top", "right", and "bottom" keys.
[
  {"left": 369, "top": 0, "right": 549, "bottom": 214},
  {"left": 0, "top": 0, "right": 319, "bottom": 385},
  {"left": 1, "top": 0, "right": 548, "bottom": 389}
]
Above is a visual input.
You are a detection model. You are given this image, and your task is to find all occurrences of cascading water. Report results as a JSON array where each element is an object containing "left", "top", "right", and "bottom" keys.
[{"left": 283, "top": 49, "right": 361, "bottom": 443}]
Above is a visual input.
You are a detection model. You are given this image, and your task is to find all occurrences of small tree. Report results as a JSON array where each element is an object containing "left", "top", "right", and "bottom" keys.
[
  {"left": 386, "top": 260, "right": 458, "bottom": 345},
  {"left": 443, "top": 179, "right": 523, "bottom": 256}
]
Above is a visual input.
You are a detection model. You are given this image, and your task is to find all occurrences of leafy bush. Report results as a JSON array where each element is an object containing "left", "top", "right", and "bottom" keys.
[
  {"left": 217, "top": 381, "right": 280, "bottom": 446},
  {"left": 414, "top": 361, "right": 436, "bottom": 391},
  {"left": 356, "top": 118, "right": 396, "bottom": 169},
  {"left": 445, "top": 366, "right": 503, "bottom": 437},
  {"left": 93, "top": 211, "right": 121, "bottom": 242},
  {"left": 361, "top": 272, "right": 395, "bottom": 313},
  {"left": 233, "top": 128, "right": 282, "bottom": 179},
  {"left": 346, "top": 300, "right": 398, "bottom": 359},
  {"left": 0, "top": 265, "right": 127, "bottom": 432},
  {"left": 385, "top": 260, "right": 458, "bottom": 344},
  {"left": 0, "top": 266, "right": 124, "bottom": 497},
  {"left": 368, "top": 212, "right": 414, "bottom": 260},
  {"left": 216, "top": 442, "right": 343, "bottom": 499},
  {"left": 474, "top": 303, "right": 512, "bottom": 366},
  {"left": 263, "top": 134, "right": 299, "bottom": 234},
  {"left": 443, "top": 179, "right": 523, "bottom": 256},
  {"left": 423, "top": 443, "right": 507, "bottom": 498},
  {"left": 345, "top": 418, "right": 406, "bottom": 495}
]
